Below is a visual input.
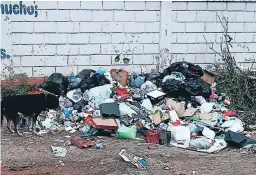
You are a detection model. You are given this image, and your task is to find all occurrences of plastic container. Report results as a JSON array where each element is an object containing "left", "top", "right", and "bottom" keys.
[
  {"left": 117, "top": 124, "right": 137, "bottom": 139},
  {"left": 145, "top": 131, "right": 159, "bottom": 144}
]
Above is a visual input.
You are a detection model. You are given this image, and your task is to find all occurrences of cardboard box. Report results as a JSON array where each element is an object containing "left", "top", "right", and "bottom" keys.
[
  {"left": 146, "top": 90, "right": 166, "bottom": 105},
  {"left": 201, "top": 70, "right": 216, "bottom": 85}
]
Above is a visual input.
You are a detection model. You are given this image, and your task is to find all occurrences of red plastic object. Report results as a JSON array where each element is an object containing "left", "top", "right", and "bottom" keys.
[
  {"left": 145, "top": 131, "right": 159, "bottom": 144},
  {"left": 71, "top": 137, "right": 95, "bottom": 149},
  {"left": 110, "top": 69, "right": 129, "bottom": 87},
  {"left": 223, "top": 110, "right": 237, "bottom": 116},
  {"left": 83, "top": 116, "right": 94, "bottom": 125},
  {"left": 172, "top": 120, "right": 181, "bottom": 126},
  {"left": 115, "top": 87, "right": 128, "bottom": 95},
  {"left": 117, "top": 94, "right": 132, "bottom": 102}
]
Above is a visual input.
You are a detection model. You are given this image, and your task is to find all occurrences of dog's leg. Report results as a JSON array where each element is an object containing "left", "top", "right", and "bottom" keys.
[
  {"left": 28, "top": 116, "right": 32, "bottom": 132},
  {"left": 32, "top": 113, "right": 37, "bottom": 134},
  {"left": 13, "top": 117, "right": 22, "bottom": 137},
  {"left": 6, "top": 118, "right": 15, "bottom": 133}
]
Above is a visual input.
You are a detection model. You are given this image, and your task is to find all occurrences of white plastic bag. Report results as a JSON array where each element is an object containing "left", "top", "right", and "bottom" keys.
[
  {"left": 197, "top": 139, "right": 227, "bottom": 153},
  {"left": 221, "top": 118, "right": 244, "bottom": 133},
  {"left": 141, "top": 99, "right": 153, "bottom": 111},
  {"left": 67, "top": 88, "right": 83, "bottom": 103},
  {"left": 200, "top": 103, "right": 214, "bottom": 113},
  {"left": 119, "top": 103, "right": 137, "bottom": 117},
  {"left": 86, "top": 84, "right": 113, "bottom": 108},
  {"left": 170, "top": 126, "right": 190, "bottom": 148},
  {"left": 202, "top": 127, "right": 216, "bottom": 140}
]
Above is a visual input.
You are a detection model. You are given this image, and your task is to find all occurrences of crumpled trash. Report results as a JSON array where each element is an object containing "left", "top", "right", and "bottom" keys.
[
  {"left": 221, "top": 118, "right": 244, "bottom": 133},
  {"left": 96, "top": 70, "right": 105, "bottom": 75},
  {"left": 195, "top": 96, "right": 206, "bottom": 104},
  {"left": 200, "top": 103, "right": 214, "bottom": 113},
  {"left": 85, "top": 84, "right": 112, "bottom": 108},
  {"left": 140, "top": 81, "right": 157, "bottom": 94},
  {"left": 41, "top": 118, "right": 56, "bottom": 129},
  {"left": 141, "top": 99, "right": 153, "bottom": 111},
  {"left": 116, "top": 120, "right": 137, "bottom": 139},
  {"left": 190, "top": 137, "right": 211, "bottom": 149},
  {"left": 80, "top": 73, "right": 110, "bottom": 93},
  {"left": 99, "top": 102, "right": 120, "bottom": 118},
  {"left": 163, "top": 78, "right": 212, "bottom": 99},
  {"left": 80, "top": 124, "right": 91, "bottom": 133},
  {"left": 130, "top": 73, "right": 146, "bottom": 88},
  {"left": 184, "top": 78, "right": 212, "bottom": 98},
  {"left": 68, "top": 76, "right": 82, "bottom": 90},
  {"left": 166, "top": 98, "right": 196, "bottom": 117},
  {"left": 170, "top": 126, "right": 191, "bottom": 148},
  {"left": 197, "top": 139, "right": 227, "bottom": 153},
  {"left": 162, "top": 72, "right": 186, "bottom": 82},
  {"left": 224, "top": 130, "right": 248, "bottom": 148},
  {"left": 73, "top": 99, "right": 88, "bottom": 112},
  {"left": 202, "top": 127, "right": 216, "bottom": 140},
  {"left": 51, "top": 146, "right": 67, "bottom": 158},
  {"left": 67, "top": 88, "right": 83, "bottom": 103},
  {"left": 77, "top": 69, "right": 95, "bottom": 80},
  {"left": 59, "top": 96, "right": 73, "bottom": 109},
  {"left": 162, "top": 79, "right": 185, "bottom": 98},
  {"left": 119, "top": 149, "right": 147, "bottom": 169},
  {"left": 62, "top": 109, "right": 73, "bottom": 119},
  {"left": 119, "top": 103, "right": 137, "bottom": 117},
  {"left": 162, "top": 61, "right": 204, "bottom": 79},
  {"left": 39, "top": 73, "right": 68, "bottom": 95},
  {"left": 110, "top": 69, "right": 129, "bottom": 87}
]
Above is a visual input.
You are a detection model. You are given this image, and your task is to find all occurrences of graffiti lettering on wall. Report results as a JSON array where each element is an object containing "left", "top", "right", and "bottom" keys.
[
  {"left": 1, "top": 49, "right": 10, "bottom": 59},
  {"left": 1, "top": 1, "right": 38, "bottom": 17}
]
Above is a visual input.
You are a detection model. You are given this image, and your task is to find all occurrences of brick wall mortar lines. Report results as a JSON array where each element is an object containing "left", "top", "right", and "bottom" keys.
[{"left": 1, "top": 1, "right": 256, "bottom": 79}]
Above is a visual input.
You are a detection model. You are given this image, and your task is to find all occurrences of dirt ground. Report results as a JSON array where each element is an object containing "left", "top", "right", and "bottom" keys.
[{"left": 1, "top": 122, "right": 256, "bottom": 175}]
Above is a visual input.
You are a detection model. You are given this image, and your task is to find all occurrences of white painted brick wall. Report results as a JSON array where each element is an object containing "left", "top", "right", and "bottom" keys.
[
  {"left": 80, "top": 22, "right": 101, "bottom": 32},
  {"left": 70, "top": 11, "right": 92, "bottom": 21},
  {"left": 79, "top": 45, "right": 101, "bottom": 55},
  {"left": 47, "top": 11, "right": 69, "bottom": 21},
  {"left": 102, "top": 22, "right": 123, "bottom": 32},
  {"left": 58, "top": 1, "right": 80, "bottom": 9},
  {"left": 103, "top": 1, "right": 124, "bottom": 10},
  {"left": 34, "top": 22, "right": 57, "bottom": 33},
  {"left": 1, "top": 1, "right": 255, "bottom": 79},
  {"left": 33, "top": 45, "right": 56, "bottom": 55}
]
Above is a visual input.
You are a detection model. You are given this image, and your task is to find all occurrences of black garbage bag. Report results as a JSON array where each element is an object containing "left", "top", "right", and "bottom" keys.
[
  {"left": 38, "top": 73, "right": 68, "bottom": 95},
  {"left": 224, "top": 130, "right": 248, "bottom": 148},
  {"left": 162, "top": 78, "right": 211, "bottom": 99},
  {"left": 184, "top": 78, "right": 212, "bottom": 98},
  {"left": 73, "top": 99, "right": 88, "bottom": 112},
  {"left": 162, "top": 79, "right": 186, "bottom": 98},
  {"left": 80, "top": 73, "right": 110, "bottom": 93},
  {"left": 162, "top": 61, "right": 204, "bottom": 79},
  {"left": 76, "top": 69, "right": 96, "bottom": 80},
  {"left": 67, "top": 76, "right": 82, "bottom": 91}
]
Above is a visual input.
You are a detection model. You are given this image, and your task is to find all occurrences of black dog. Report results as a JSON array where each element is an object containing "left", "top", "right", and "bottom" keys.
[{"left": 1, "top": 94, "right": 59, "bottom": 136}]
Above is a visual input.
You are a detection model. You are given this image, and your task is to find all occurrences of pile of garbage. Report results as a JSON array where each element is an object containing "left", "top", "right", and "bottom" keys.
[{"left": 33, "top": 61, "right": 255, "bottom": 155}]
